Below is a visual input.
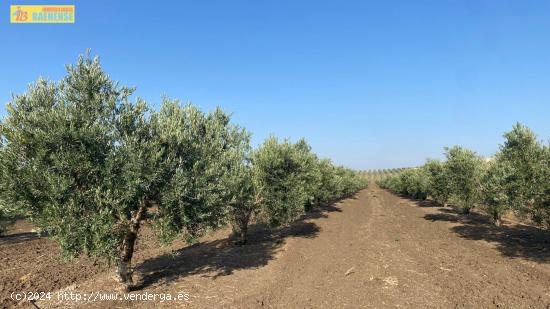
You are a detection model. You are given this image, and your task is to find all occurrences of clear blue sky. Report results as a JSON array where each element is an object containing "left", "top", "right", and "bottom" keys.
[{"left": 2, "top": 1, "right": 550, "bottom": 169}]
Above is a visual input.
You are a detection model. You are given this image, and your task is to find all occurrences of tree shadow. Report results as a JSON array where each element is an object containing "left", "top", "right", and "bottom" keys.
[
  {"left": 304, "top": 202, "right": 343, "bottom": 220},
  {"left": 384, "top": 191, "right": 550, "bottom": 263},
  {"left": 436, "top": 207, "right": 457, "bottom": 214},
  {"left": 0, "top": 232, "right": 44, "bottom": 245},
  {"left": 134, "top": 193, "right": 356, "bottom": 289},
  {"left": 414, "top": 199, "right": 441, "bottom": 208},
  {"left": 134, "top": 219, "right": 320, "bottom": 290},
  {"left": 423, "top": 206, "right": 550, "bottom": 263},
  {"left": 394, "top": 194, "right": 436, "bottom": 206}
]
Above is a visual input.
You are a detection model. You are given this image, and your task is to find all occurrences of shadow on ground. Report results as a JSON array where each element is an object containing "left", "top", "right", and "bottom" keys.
[
  {"left": 134, "top": 198, "right": 345, "bottom": 290},
  {"left": 394, "top": 194, "right": 441, "bottom": 208},
  {"left": 397, "top": 196, "right": 550, "bottom": 263},
  {"left": 0, "top": 231, "right": 45, "bottom": 245}
]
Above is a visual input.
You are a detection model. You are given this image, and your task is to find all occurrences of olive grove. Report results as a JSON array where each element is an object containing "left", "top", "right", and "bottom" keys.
[{"left": 0, "top": 53, "right": 367, "bottom": 289}]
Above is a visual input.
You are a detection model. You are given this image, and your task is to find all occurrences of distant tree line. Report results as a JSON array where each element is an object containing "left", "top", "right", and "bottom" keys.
[{"left": 362, "top": 168, "right": 409, "bottom": 183}]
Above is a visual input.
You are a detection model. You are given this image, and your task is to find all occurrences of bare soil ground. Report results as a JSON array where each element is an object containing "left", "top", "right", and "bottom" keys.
[{"left": 2, "top": 185, "right": 550, "bottom": 308}]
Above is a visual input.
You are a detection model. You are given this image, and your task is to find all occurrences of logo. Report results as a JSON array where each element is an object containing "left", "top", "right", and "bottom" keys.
[
  {"left": 10, "top": 5, "right": 75, "bottom": 23},
  {"left": 12, "top": 6, "right": 28, "bottom": 21}
]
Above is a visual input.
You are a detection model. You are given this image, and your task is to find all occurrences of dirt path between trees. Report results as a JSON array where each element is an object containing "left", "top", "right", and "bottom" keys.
[{"left": 3, "top": 185, "right": 550, "bottom": 308}]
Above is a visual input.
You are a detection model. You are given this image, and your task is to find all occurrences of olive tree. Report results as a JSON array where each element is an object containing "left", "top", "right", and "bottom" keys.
[
  {"left": 378, "top": 168, "right": 428, "bottom": 200},
  {"left": 498, "top": 123, "right": 545, "bottom": 220},
  {"left": 303, "top": 158, "right": 367, "bottom": 207},
  {"left": 223, "top": 136, "right": 258, "bottom": 245},
  {"left": 313, "top": 159, "right": 339, "bottom": 204},
  {"left": 228, "top": 137, "right": 317, "bottom": 244},
  {"left": 253, "top": 138, "right": 318, "bottom": 226},
  {"left": 0, "top": 54, "right": 247, "bottom": 289},
  {"left": 226, "top": 162, "right": 256, "bottom": 244},
  {"left": 444, "top": 146, "right": 483, "bottom": 214},
  {"left": 423, "top": 159, "right": 451, "bottom": 205},
  {"left": 0, "top": 143, "right": 16, "bottom": 235},
  {"left": 479, "top": 158, "right": 515, "bottom": 225},
  {"left": 293, "top": 139, "right": 323, "bottom": 211},
  {"left": 378, "top": 171, "right": 402, "bottom": 192},
  {"left": 536, "top": 145, "right": 550, "bottom": 228},
  {"left": 401, "top": 168, "right": 429, "bottom": 200}
]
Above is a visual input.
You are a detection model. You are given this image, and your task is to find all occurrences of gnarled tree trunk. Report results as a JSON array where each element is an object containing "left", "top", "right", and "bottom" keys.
[
  {"left": 233, "top": 208, "right": 253, "bottom": 245},
  {"left": 116, "top": 201, "right": 148, "bottom": 290}
]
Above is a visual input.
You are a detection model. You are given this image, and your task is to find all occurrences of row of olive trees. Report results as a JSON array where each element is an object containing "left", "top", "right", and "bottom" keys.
[
  {"left": 361, "top": 168, "right": 409, "bottom": 183},
  {"left": 228, "top": 138, "right": 367, "bottom": 244},
  {"left": 0, "top": 54, "right": 368, "bottom": 289},
  {"left": 379, "top": 123, "right": 550, "bottom": 228}
]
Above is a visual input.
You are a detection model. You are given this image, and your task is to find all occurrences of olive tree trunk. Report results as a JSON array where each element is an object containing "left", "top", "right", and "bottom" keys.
[
  {"left": 233, "top": 208, "right": 253, "bottom": 245},
  {"left": 116, "top": 202, "right": 148, "bottom": 290}
]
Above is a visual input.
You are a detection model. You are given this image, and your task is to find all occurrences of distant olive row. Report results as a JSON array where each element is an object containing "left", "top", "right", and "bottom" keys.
[
  {"left": 0, "top": 53, "right": 368, "bottom": 289},
  {"left": 378, "top": 123, "right": 550, "bottom": 228},
  {"left": 361, "top": 168, "right": 410, "bottom": 182}
]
